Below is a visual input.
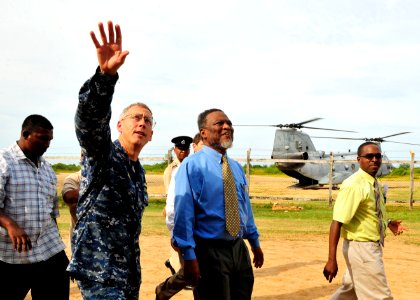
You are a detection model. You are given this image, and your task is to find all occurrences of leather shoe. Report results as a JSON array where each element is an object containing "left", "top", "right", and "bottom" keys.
[{"left": 164, "top": 259, "right": 176, "bottom": 275}]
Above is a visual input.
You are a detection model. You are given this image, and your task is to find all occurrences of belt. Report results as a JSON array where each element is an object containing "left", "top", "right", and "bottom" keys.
[{"left": 195, "top": 237, "right": 242, "bottom": 247}]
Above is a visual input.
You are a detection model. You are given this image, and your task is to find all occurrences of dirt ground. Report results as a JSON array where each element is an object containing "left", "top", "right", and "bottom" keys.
[
  {"left": 60, "top": 235, "right": 419, "bottom": 300},
  {"left": 24, "top": 174, "right": 419, "bottom": 299}
]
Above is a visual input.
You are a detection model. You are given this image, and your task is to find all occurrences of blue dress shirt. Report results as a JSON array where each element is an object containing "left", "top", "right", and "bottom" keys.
[{"left": 173, "top": 146, "right": 260, "bottom": 260}]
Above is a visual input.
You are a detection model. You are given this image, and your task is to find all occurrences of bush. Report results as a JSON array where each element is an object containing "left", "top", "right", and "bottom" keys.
[
  {"left": 52, "top": 163, "right": 81, "bottom": 173},
  {"left": 143, "top": 162, "right": 168, "bottom": 173},
  {"left": 389, "top": 164, "right": 420, "bottom": 176},
  {"left": 390, "top": 164, "right": 409, "bottom": 176}
]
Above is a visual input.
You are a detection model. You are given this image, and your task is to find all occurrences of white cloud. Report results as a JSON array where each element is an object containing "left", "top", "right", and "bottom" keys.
[{"left": 0, "top": 0, "right": 419, "bottom": 161}]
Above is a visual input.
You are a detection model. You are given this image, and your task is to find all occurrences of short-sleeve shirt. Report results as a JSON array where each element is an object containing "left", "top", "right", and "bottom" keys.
[
  {"left": 61, "top": 170, "right": 81, "bottom": 196},
  {"left": 0, "top": 143, "right": 65, "bottom": 263},
  {"left": 333, "top": 168, "right": 387, "bottom": 242}
]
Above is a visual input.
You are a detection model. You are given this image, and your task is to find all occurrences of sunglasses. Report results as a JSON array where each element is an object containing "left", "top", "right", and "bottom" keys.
[{"left": 359, "top": 153, "right": 383, "bottom": 160}]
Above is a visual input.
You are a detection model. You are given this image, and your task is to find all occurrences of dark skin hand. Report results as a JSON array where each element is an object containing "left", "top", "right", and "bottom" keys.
[
  {"left": 252, "top": 246, "right": 264, "bottom": 268},
  {"left": 388, "top": 220, "right": 407, "bottom": 236},
  {"left": 323, "top": 220, "right": 342, "bottom": 283},
  {"left": 0, "top": 212, "right": 32, "bottom": 252},
  {"left": 184, "top": 259, "right": 201, "bottom": 287}
]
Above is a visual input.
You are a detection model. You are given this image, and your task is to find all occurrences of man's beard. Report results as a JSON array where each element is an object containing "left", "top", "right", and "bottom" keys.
[
  {"left": 220, "top": 139, "right": 233, "bottom": 149},
  {"left": 211, "top": 139, "right": 233, "bottom": 150}
]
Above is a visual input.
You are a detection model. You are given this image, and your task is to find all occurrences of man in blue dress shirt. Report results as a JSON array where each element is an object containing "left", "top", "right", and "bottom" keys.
[{"left": 172, "top": 108, "right": 264, "bottom": 300}]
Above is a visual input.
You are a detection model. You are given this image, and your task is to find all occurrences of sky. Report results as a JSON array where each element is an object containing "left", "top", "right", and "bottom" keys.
[{"left": 1, "top": 0, "right": 420, "bottom": 163}]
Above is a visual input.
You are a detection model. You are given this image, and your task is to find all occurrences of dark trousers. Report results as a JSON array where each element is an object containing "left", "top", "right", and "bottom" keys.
[
  {"left": 155, "top": 250, "right": 199, "bottom": 300},
  {"left": 156, "top": 251, "right": 188, "bottom": 300},
  {"left": 194, "top": 238, "right": 254, "bottom": 300},
  {"left": 0, "top": 250, "right": 69, "bottom": 300},
  {"left": 77, "top": 278, "right": 139, "bottom": 300}
]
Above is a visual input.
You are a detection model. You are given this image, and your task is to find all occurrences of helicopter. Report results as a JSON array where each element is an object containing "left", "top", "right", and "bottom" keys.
[{"left": 236, "top": 118, "right": 419, "bottom": 188}]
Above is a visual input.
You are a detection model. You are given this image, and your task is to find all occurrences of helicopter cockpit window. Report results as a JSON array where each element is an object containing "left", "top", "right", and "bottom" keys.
[{"left": 295, "top": 141, "right": 303, "bottom": 151}]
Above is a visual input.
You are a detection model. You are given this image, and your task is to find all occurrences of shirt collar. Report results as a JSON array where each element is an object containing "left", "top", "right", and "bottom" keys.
[
  {"left": 201, "top": 145, "right": 226, "bottom": 164},
  {"left": 10, "top": 142, "right": 47, "bottom": 166},
  {"left": 357, "top": 168, "right": 377, "bottom": 186}
]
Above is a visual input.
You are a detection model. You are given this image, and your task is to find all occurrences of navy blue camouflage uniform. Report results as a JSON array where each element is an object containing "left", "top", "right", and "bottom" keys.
[{"left": 67, "top": 68, "right": 148, "bottom": 299}]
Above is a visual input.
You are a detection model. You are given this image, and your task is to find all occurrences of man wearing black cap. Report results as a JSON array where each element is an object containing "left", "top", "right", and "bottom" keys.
[
  {"left": 163, "top": 136, "right": 193, "bottom": 193},
  {"left": 157, "top": 135, "right": 193, "bottom": 300}
]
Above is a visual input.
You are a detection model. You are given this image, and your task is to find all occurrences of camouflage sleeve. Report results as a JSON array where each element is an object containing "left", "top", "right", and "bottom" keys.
[
  {"left": 0, "top": 153, "right": 9, "bottom": 208},
  {"left": 75, "top": 67, "right": 119, "bottom": 160}
]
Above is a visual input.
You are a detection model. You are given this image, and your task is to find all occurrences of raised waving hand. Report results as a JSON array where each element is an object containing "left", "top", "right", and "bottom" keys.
[{"left": 90, "top": 21, "right": 129, "bottom": 75}]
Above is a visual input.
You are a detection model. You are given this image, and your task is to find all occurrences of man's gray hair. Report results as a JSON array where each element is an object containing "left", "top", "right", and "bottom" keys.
[{"left": 119, "top": 102, "right": 153, "bottom": 120}]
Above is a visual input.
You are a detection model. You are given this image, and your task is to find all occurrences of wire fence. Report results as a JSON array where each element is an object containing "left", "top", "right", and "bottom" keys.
[{"left": 49, "top": 150, "right": 420, "bottom": 209}]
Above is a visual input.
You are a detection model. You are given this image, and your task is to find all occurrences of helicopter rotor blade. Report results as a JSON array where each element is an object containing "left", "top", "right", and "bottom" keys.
[
  {"left": 364, "top": 132, "right": 412, "bottom": 143},
  {"left": 235, "top": 118, "right": 356, "bottom": 132},
  {"left": 311, "top": 136, "right": 364, "bottom": 140},
  {"left": 379, "top": 132, "right": 411, "bottom": 139},
  {"left": 303, "top": 126, "right": 357, "bottom": 133},
  {"left": 312, "top": 134, "right": 420, "bottom": 146},
  {"left": 295, "top": 118, "right": 323, "bottom": 126},
  {"left": 234, "top": 124, "right": 279, "bottom": 127},
  {"left": 383, "top": 140, "right": 420, "bottom": 146},
  {"left": 234, "top": 124, "right": 291, "bottom": 128}
]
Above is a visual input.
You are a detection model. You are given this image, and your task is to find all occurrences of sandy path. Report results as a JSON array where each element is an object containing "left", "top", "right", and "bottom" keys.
[{"left": 60, "top": 235, "right": 419, "bottom": 299}]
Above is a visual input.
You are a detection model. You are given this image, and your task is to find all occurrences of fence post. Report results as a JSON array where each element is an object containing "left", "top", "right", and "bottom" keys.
[
  {"left": 167, "top": 148, "right": 173, "bottom": 165},
  {"left": 409, "top": 150, "right": 415, "bottom": 209},
  {"left": 329, "top": 152, "right": 334, "bottom": 207},
  {"left": 246, "top": 148, "right": 251, "bottom": 192}
]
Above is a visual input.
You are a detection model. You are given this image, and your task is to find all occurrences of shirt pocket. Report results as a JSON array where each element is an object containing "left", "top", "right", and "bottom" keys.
[
  {"left": 236, "top": 177, "right": 248, "bottom": 203},
  {"left": 41, "top": 178, "right": 57, "bottom": 214}
]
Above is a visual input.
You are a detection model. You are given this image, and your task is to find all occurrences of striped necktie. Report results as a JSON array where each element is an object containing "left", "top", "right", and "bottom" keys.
[
  {"left": 222, "top": 155, "right": 240, "bottom": 237},
  {"left": 374, "top": 178, "right": 385, "bottom": 247}
]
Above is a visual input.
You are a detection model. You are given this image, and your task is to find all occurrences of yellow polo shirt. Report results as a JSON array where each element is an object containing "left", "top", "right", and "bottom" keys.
[{"left": 333, "top": 169, "right": 387, "bottom": 242}]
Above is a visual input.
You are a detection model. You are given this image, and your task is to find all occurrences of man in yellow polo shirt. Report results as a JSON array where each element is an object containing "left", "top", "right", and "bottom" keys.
[{"left": 323, "top": 142, "right": 407, "bottom": 299}]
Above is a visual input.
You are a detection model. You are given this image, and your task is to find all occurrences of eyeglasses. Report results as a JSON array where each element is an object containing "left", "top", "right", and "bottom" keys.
[
  {"left": 359, "top": 153, "right": 383, "bottom": 160},
  {"left": 122, "top": 113, "right": 156, "bottom": 128}
]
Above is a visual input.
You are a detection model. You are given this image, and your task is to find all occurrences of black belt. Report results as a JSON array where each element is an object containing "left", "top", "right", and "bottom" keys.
[{"left": 195, "top": 236, "right": 242, "bottom": 247}]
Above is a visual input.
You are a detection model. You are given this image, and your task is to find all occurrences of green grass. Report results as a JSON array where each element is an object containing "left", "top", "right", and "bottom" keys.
[
  {"left": 53, "top": 162, "right": 420, "bottom": 176},
  {"left": 57, "top": 199, "right": 420, "bottom": 246},
  {"left": 244, "top": 164, "right": 285, "bottom": 176}
]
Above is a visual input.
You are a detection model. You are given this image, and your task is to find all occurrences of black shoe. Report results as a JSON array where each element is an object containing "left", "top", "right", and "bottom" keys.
[
  {"left": 164, "top": 259, "right": 176, "bottom": 275},
  {"left": 184, "top": 285, "right": 193, "bottom": 290}
]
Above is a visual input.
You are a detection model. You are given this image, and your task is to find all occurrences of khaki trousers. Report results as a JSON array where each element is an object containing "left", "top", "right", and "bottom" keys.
[{"left": 330, "top": 239, "right": 393, "bottom": 300}]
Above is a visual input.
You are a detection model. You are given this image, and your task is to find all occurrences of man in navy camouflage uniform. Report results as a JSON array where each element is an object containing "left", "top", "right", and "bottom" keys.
[{"left": 67, "top": 21, "right": 153, "bottom": 300}]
